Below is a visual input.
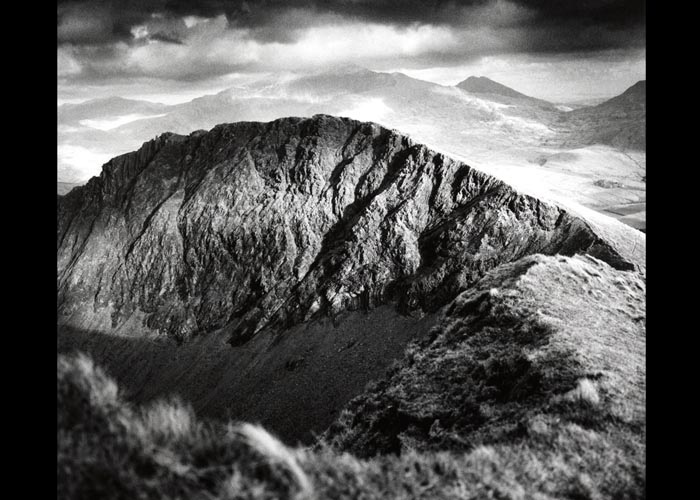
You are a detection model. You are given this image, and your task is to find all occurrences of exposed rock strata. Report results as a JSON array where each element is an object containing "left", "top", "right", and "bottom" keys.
[{"left": 57, "top": 115, "right": 636, "bottom": 343}]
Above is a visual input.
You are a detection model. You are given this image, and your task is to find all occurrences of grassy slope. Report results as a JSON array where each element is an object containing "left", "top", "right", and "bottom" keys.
[
  {"left": 58, "top": 306, "right": 438, "bottom": 445},
  {"left": 58, "top": 254, "right": 645, "bottom": 499},
  {"left": 325, "top": 254, "right": 645, "bottom": 497},
  {"left": 58, "top": 354, "right": 314, "bottom": 500}
]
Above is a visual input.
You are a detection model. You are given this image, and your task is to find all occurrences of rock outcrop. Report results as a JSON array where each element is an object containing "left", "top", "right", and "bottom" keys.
[{"left": 57, "top": 114, "right": 636, "bottom": 343}]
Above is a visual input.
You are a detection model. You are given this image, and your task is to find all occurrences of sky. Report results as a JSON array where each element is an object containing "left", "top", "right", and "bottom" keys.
[{"left": 58, "top": 0, "right": 646, "bottom": 104}]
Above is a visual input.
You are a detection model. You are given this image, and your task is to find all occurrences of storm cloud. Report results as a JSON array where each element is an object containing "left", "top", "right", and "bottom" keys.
[
  {"left": 57, "top": 0, "right": 645, "bottom": 104},
  {"left": 58, "top": 0, "right": 645, "bottom": 79},
  {"left": 57, "top": 1, "right": 645, "bottom": 42}
]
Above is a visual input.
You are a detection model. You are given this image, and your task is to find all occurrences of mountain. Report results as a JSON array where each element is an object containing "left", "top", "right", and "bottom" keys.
[
  {"left": 456, "top": 76, "right": 553, "bottom": 107},
  {"left": 563, "top": 80, "right": 646, "bottom": 151},
  {"left": 57, "top": 116, "right": 645, "bottom": 498},
  {"left": 284, "top": 64, "right": 401, "bottom": 96},
  {"left": 57, "top": 115, "right": 638, "bottom": 343},
  {"left": 59, "top": 251, "right": 645, "bottom": 499},
  {"left": 457, "top": 76, "right": 536, "bottom": 100},
  {"left": 57, "top": 68, "right": 646, "bottom": 233},
  {"left": 593, "top": 80, "right": 645, "bottom": 112}
]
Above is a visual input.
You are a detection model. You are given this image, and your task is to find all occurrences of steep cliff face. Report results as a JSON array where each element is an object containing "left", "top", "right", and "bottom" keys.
[{"left": 57, "top": 114, "right": 636, "bottom": 343}]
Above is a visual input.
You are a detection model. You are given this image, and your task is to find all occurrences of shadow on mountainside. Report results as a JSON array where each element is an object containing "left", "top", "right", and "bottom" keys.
[{"left": 58, "top": 305, "right": 439, "bottom": 445}]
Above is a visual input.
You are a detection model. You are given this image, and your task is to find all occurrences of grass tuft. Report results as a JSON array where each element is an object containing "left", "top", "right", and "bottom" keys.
[{"left": 566, "top": 379, "right": 601, "bottom": 406}]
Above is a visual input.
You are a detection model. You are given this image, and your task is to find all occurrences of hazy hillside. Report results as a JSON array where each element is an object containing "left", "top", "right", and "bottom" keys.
[
  {"left": 562, "top": 81, "right": 646, "bottom": 151},
  {"left": 456, "top": 76, "right": 554, "bottom": 108},
  {"left": 591, "top": 81, "right": 646, "bottom": 113},
  {"left": 58, "top": 97, "right": 170, "bottom": 125}
]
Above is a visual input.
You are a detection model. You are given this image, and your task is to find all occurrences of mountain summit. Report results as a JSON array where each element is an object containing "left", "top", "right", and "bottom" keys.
[
  {"left": 58, "top": 114, "right": 637, "bottom": 344},
  {"left": 456, "top": 76, "right": 537, "bottom": 100}
]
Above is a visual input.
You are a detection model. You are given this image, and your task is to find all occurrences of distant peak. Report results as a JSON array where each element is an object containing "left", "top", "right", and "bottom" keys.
[
  {"left": 59, "top": 95, "right": 167, "bottom": 109},
  {"left": 456, "top": 76, "right": 532, "bottom": 100},
  {"left": 58, "top": 96, "right": 124, "bottom": 108}
]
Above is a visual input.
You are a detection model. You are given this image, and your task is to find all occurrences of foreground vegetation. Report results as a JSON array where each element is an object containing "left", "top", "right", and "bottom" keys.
[{"left": 58, "top": 255, "right": 645, "bottom": 499}]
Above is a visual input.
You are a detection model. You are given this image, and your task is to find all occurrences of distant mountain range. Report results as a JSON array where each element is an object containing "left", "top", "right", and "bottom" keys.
[
  {"left": 591, "top": 80, "right": 645, "bottom": 112},
  {"left": 563, "top": 80, "right": 646, "bottom": 151},
  {"left": 58, "top": 97, "right": 169, "bottom": 124},
  {"left": 57, "top": 67, "right": 646, "bottom": 230}
]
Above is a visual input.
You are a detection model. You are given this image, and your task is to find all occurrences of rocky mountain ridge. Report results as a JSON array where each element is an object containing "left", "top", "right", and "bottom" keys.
[{"left": 57, "top": 115, "right": 638, "bottom": 344}]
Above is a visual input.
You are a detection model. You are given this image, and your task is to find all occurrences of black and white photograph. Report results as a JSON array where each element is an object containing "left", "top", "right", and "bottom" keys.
[{"left": 57, "top": 1, "right": 646, "bottom": 498}]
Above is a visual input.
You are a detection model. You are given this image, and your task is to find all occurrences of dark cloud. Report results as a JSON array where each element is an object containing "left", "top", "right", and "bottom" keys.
[
  {"left": 57, "top": 0, "right": 645, "bottom": 84},
  {"left": 157, "top": 1, "right": 645, "bottom": 31},
  {"left": 57, "top": 0, "right": 645, "bottom": 47},
  {"left": 509, "top": 0, "right": 645, "bottom": 27}
]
